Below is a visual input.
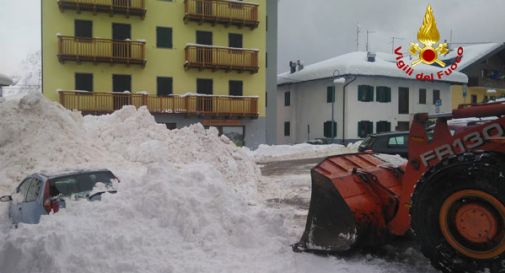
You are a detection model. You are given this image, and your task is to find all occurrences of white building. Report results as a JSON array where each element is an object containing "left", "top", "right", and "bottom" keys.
[
  {"left": 276, "top": 52, "right": 468, "bottom": 145},
  {"left": 0, "top": 74, "right": 13, "bottom": 97}
]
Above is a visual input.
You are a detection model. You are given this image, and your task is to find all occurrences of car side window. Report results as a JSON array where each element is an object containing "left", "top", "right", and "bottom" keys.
[
  {"left": 25, "top": 178, "right": 42, "bottom": 202},
  {"left": 16, "top": 177, "right": 33, "bottom": 198},
  {"left": 388, "top": 135, "right": 406, "bottom": 146}
]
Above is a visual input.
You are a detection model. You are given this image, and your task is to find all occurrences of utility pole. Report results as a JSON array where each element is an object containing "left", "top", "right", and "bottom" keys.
[
  {"left": 366, "top": 30, "right": 375, "bottom": 52},
  {"left": 391, "top": 36, "right": 404, "bottom": 53}
]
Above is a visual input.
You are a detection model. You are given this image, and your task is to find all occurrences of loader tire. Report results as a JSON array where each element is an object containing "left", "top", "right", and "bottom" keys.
[{"left": 411, "top": 153, "right": 505, "bottom": 273}]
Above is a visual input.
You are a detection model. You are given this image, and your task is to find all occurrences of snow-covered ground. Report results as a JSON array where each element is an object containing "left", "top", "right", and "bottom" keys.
[{"left": 0, "top": 94, "right": 434, "bottom": 273}]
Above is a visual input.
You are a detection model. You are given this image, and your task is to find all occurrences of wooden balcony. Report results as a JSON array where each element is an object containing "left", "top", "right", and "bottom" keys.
[
  {"left": 58, "top": 36, "right": 146, "bottom": 66},
  {"left": 185, "top": 45, "right": 259, "bottom": 73},
  {"left": 184, "top": 0, "right": 259, "bottom": 29},
  {"left": 59, "top": 91, "right": 259, "bottom": 118},
  {"left": 58, "top": 0, "right": 146, "bottom": 18}
]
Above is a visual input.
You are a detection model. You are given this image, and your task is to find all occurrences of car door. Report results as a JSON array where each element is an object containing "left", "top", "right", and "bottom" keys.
[
  {"left": 10, "top": 177, "right": 33, "bottom": 224},
  {"left": 19, "top": 177, "right": 45, "bottom": 224}
]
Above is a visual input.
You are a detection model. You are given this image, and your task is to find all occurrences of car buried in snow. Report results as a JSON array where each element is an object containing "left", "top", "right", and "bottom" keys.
[{"left": 0, "top": 169, "right": 119, "bottom": 225}]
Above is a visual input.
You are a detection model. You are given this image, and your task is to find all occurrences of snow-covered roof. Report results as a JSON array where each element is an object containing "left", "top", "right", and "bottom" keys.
[
  {"left": 442, "top": 42, "right": 505, "bottom": 71},
  {"left": 278, "top": 51, "right": 468, "bottom": 85},
  {"left": 0, "top": 73, "right": 13, "bottom": 86}
]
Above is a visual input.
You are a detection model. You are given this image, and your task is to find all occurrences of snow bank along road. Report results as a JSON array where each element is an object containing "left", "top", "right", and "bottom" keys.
[{"left": 0, "top": 94, "right": 437, "bottom": 273}]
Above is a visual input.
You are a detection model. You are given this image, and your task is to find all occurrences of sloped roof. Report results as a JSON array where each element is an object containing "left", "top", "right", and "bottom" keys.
[
  {"left": 0, "top": 73, "right": 13, "bottom": 86},
  {"left": 278, "top": 51, "right": 468, "bottom": 86},
  {"left": 442, "top": 42, "right": 505, "bottom": 71}
]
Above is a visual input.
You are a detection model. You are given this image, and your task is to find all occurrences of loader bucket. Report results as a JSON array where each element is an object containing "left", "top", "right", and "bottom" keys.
[{"left": 293, "top": 153, "right": 404, "bottom": 253}]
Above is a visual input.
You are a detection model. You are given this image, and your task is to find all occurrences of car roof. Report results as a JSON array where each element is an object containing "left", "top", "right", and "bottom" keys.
[
  {"left": 370, "top": 131, "right": 409, "bottom": 137},
  {"left": 36, "top": 169, "right": 113, "bottom": 179}
]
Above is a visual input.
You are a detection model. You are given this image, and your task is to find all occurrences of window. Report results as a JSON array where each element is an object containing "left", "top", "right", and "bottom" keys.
[
  {"left": 196, "top": 31, "right": 212, "bottom": 45},
  {"left": 228, "top": 33, "right": 243, "bottom": 48},
  {"left": 376, "top": 121, "right": 391, "bottom": 133},
  {"left": 157, "top": 77, "right": 173, "bottom": 96},
  {"left": 165, "top": 123, "right": 177, "bottom": 130},
  {"left": 433, "top": 89, "right": 441, "bottom": 105},
  {"left": 284, "top": 91, "right": 290, "bottom": 106},
  {"left": 396, "top": 121, "right": 410, "bottom": 131},
  {"left": 25, "top": 179, "right": 41, "bottom": 202},
  {"left": 75, "top": 20, "right": 92, "bottom": 38},
  {"left": 156, "top": 27, "right": 173, "bottom": 48},
  {"left": 358, "top": 85, "right": 374, "bottom": 102},
  {"left": 16, "top": 177, "right": 33, "bottom": 199},
  {"left": 419, "top": 88, "right": 426, "bottom": 104},
  {"left": 398, "top": 87, "right": 409, "bottom": 114},
  {"left": 468, "top": 77, "right": 479, "bottom": 86},
  {"left": 388, "top": 135, "right": 407, "bottom": 146},
  {"left": 327, "top": 86, "right": 335, "bottom": 103},
  {"left": 323, "top": 121, "right": 337, "bottom": 138},
  {"left": 284, "top": 121, "right": 290, "bottom": 136},
  {"left": 471, "top": 95, "right": 478, "bottom": 104},
  {"left": 376, "top": 86, "right": 391, "bottom": 102},
  {"left": 197, "top": 79, "right": 213, "bottom": 94},
  {"left": 229, "top": 80, "right": 243, "bottom": 96},
  {"left": 75, "top": 73, "right": 93, "bottom": 92},
  {"left": 357, "top": 121, "right": 373, "bottom": 138},
  {"left": 113, "top": 75, "right": 132, "bottom": 92},
  {"left": 222, "top": 126, "right": 245, "bottom": 146}
]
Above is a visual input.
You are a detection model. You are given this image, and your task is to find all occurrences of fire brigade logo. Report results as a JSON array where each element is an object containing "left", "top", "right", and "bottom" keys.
[
  {"left": 394, "top": 4, "right": 464, "bottom": 81},
  {"left": 409, "top": 4, "right": 448, "bottom": 67}
]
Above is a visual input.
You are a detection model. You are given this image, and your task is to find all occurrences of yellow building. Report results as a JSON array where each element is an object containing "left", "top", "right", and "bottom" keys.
[
  {"left": 42, "top": 0, "right": 278, "bottom": 148},
  {"left": 449, "top": 43, "right": 505, "bottom": 108}
]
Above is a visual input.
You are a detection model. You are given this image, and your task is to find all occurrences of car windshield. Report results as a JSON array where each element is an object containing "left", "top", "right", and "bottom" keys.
[
  {"left": 360, "top": 136, "right": 375, "bottom": 147},
  {"left": 49, "top": 171, "right": 116, "bottom": 197}
]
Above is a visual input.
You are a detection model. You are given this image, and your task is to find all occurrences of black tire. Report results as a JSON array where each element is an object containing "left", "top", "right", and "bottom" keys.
[{"left": 411, "top": 152, "right": 505, "bottom": 273}]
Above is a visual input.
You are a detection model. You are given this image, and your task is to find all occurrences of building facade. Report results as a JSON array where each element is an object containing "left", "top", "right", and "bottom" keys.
[
  {"left": 276, "top": 52, "right": 467, "bottom": 145},
  {"left": 449, "top": 43, "right": 505, "bottom": 108},
  {"left": 42, "top": 0, "right": 276, "bottom": 148}
]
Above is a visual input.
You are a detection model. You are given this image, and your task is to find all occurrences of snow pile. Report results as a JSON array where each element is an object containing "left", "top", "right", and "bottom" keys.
[
  {"left": 0, "top": 94, "right": 286, "bottom": 273},
  {"left": 0, "top": 94, "right": 436, "bottom": 273},
  {"left": 252, "top": 143, "right": 354, "bottom": 163}
]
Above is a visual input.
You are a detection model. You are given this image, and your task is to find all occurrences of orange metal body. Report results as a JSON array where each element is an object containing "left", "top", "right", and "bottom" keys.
[{"left": 299, "top": 102, "right": 505, "bottom": 251}]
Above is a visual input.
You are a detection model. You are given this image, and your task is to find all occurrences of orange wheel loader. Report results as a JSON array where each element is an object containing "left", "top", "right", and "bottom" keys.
[{"left": 293, "top": 102, "right": 505, "bottom": 273}]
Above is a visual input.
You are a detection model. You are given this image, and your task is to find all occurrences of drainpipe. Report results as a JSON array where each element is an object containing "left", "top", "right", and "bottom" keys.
[{"left": 342, "top": 76, "right": 357, "bottom": 145}]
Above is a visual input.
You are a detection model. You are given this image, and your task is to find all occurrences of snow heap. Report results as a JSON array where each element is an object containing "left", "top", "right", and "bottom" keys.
[
  {"left": 0, "top": 94, "right": 436, "bottom": 273},
  {"left": 0, "top": 94, "right": 287, "bottom": 273}
]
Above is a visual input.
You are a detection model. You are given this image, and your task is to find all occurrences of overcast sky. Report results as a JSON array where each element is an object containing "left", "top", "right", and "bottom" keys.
[{"left": 1, "top": 0, "right": 505, "bottom": 76}]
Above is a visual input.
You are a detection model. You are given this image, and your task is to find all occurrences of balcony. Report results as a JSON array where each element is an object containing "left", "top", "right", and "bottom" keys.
[
  {"left": 58, "top": 0, "right": 146, "bottom": 18},
  {"left": 184, "top": 0, "right": 259, "bottom": 29},
  {"left": 58, "top": 36, "right": 146, "bottom": 66},
  {"left": 59, "top": 91, "right": 259, "bottom": 118},
  {"left": 185, "top": 45, "right": 259, "bottom": 73}
]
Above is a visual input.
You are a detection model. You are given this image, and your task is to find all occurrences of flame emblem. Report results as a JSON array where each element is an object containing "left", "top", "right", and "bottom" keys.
[{"left": 409, "top": 4, "right": 448, "bottom": 67}]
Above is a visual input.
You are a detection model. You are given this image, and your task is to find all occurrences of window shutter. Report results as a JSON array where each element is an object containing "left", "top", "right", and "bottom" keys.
[
  {"left": 358, "top": 85, "right": 374, "bottom": 102},
  {"left": 327, "top": 86, "right": 335, "bottom": 103},
  {"left": 358, "top": 120, "right": 373, "bottom": 138},
  {"left": 284, "top": 91, "right": 291, "bottom": 106},
  {"left": 284, "top": 121, "right": 290, "bottom": 136},
  {"left": 376, "top": 121, "right": 391, "bottom": 133},
  {"left": 324, "top": 121, "right": 337, "bottom": 138}
]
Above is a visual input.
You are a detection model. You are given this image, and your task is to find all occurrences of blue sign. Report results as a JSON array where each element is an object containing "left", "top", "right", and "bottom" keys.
[{"left": 435, "top": 99, "right": 442, "bottom": 107}]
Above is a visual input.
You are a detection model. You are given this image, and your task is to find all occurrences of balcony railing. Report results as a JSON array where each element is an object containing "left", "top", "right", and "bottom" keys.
[
  {"left": 58, "top": 0, "right": 146, "bottom": 18},
  {"left": 185, "top": 45, "right": 259, "bottom": 73},
  {"left": 184, "top": 0, "right": 259, "bottom": 28},
  {"left": 59, "top": 91, "right": 259, "bottom": 118},
  {"left": 58, "top": 36, "right": 146, "bottom": 66}
]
